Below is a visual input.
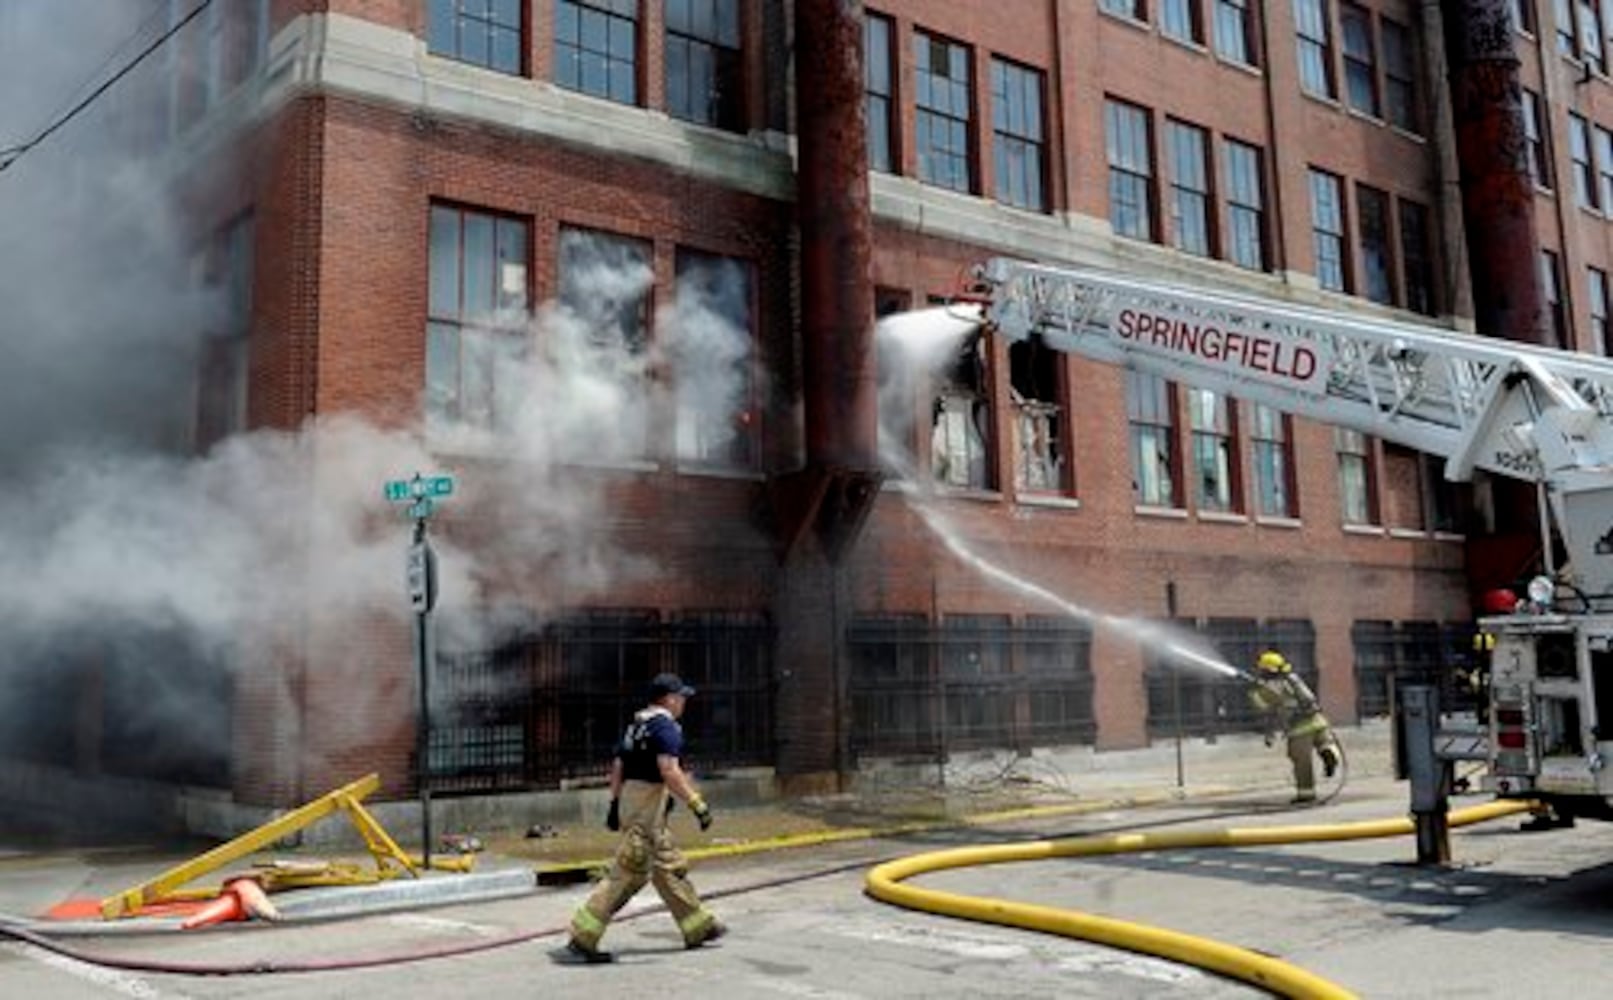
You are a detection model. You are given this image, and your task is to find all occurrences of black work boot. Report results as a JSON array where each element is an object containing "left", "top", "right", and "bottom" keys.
[
  {"left": 559, "top": 938, "right": 615, "bottom": 964},
  {"left": 1321, "top": 748, "right": 1340, "bottom": 779},
  {"left": 685, "top": 921, "right": 728, "bottom": 950}
]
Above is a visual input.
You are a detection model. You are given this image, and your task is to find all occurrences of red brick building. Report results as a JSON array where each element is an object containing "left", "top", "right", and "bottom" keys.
[{"left": 31, "top": 0, "right": 1613, "bottom": 816}]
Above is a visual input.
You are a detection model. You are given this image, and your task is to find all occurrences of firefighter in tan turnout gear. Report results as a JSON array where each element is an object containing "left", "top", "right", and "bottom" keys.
[
  {"left": 1246, "top": 650, "right": 1341, "bottom": 804},
  {"left": 563, "top": 673, "right": 726, "bottom": 963}
]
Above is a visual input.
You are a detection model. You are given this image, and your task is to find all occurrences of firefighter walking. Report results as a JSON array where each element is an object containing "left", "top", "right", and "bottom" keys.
[
  {"left": 1246, "top": 650, "right": 1342, "bottom": 804},
  {"left": 563, "top": 673, "right": 726, "bottom": 963}
]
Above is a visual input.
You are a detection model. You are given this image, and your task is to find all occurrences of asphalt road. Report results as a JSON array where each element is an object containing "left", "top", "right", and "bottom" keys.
[{"left": 4, "top": 777, "right": 1611, "bottom": 999}]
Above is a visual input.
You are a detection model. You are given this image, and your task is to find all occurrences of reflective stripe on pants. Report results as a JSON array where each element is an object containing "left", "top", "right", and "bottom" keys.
[{"left": 569, "top": 780, "right": 716, "bottom": 948}]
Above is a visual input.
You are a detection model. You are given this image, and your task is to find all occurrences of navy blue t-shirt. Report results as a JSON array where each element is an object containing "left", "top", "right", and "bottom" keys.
[{"left": 617, "top": 710, "right": 685, "bottom": 783}]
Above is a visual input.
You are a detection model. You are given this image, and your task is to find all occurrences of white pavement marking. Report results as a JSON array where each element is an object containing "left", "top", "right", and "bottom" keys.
[
  {"left": 3, "top": 942, "right": 194, "bottom": 999},
  {"left": 826, "top": 916, "right": 1205, "bottom": 986},
  {"left": 1055, "top": 951, "right": 1203, "bottom": 984},
  {"left": 742, "top": 976, "right": 868, "bottom": 999},
  {"left": 384, "top": 913, "right": 500, "bottom": 937}
]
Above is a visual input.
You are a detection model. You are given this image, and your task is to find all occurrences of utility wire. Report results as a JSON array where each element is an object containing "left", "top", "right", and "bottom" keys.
[{"left": 0, "top": 0, "right": 213, "bottom": 175}]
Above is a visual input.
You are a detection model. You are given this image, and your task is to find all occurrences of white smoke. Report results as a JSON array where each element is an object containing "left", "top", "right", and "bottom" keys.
[{"left": 0, "top": 4, "right": 760, "bottom": 798}]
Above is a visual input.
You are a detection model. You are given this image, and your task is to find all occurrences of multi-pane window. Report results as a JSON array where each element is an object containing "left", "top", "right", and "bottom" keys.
[
  {"left": 1381, "top": 18, "right": 1419, "bottom": 133},
  {"left": 1224, "top": 139, "right": 1267, "bottom": 270},
  {"left": 914, "top": 32, "right": 973, "bottom": 193},
  {"left": 427, "top": 205, "right": 531, "bottom": 430},
  {"left": 1167, "top": 120, "right": 1213, "bottom": 256},
  {"left": 1597, "top": 126, "right": 1613, "bottom": 207},
  {"left": 1310, "top": 168, "right": 1347, "bottom": 292},
  {"left": 429, "top": 0, "right": 522, "bottom": 74},
  {"left": 1162, "top": 0, "right": 1202, "bottom": 43},
  {"left": 992, "top": 58, "right": 1047, "bottom": 212},
  {"left": 1512, "top": 0, "right": 1537, "bottom": 32},
  {"left": 1555, "top": 0, "right": 1575, "bottom": 54},
  {"left": 1398, "top": 198, "right": 1435, "bottom": 315},
  {"left": 1542, "top": 249, "right": 1566, "bottom": 348},
  {"left": 1189, "top": 388, "right": 1237, "bottom": 513},
  {"left": 1570, "top": 113, "right": 1598, "bottom": 209},
  {"left": 1336, "top": 428, "right": 1377, "bottom": 524},
  {"left": 1523, "top": 89, "right": 1552, "bottom": 189},
  {"left": 1102, "top": 0, "right": 1148, "bottom": 19},
  {"left": 428, "top": 0, "right": 523, "bottom": 74},
  {"left": 1295, "top": 0, "right": 1336, "bottom": 98},
  {"left": 672, "top": 249, "right": 756, "bottom": 469},
  {"left": 1577, "top": 0, "right": 1606, "bottom": 72},
  {"left": 1128, "top": 371, "right": 1179, "bottom": 507},
  {"left": 1251, "top": 404, "right": 1296, "bottom": 518},
  {"left": 1214, "top": 0, "right": 1255, "bottom": 64},
  {"left": 1107, "top": 99, "right": 1155, "bottom": 240},
  {"left": 1590, "top": 266, "right": 1610, "bottom": 354},
  {"left": 1341, "top": 3, "right": 1379, "bottom": 116},
  {"left": 555, "top": 0, "right": 638, "bottom": 105},
  {"left": 865, "top": 13, "right": 895, "bottom": 172},
  {"left": 666, "top": 0, "right": 742, "bottom": 131},
  {"left": 1357, "top": 184, "right": 1393, "bottom": 305},
  {"left": 559, "top": 228, "right": 654, "bottom": 459}
]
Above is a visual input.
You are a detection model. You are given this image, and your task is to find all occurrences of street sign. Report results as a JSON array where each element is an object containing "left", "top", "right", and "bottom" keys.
[
  {"left": 407, "top": 499, "right": 435, "bottom": 520},
  {"left": 406, "top": 540, "right": 437, "bottom": 613},
  {"left": 384, "top": 474, "right": 455, "bottom": 503}
]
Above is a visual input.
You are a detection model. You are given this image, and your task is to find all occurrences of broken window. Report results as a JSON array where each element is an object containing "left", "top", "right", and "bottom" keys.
[
  {"left": 559, "top": 227, "right": 653, "bottom": 460},
  {"left": 1009, "top": 339, "right": 1069, "bottom": 494},
  {"left": 932, "top": 333, "right": 993, "bottom": 489},
  {"left": 1127, "top": 370, "right": 1178, "bottom": 507},
  {"left": 1189, "top": 387, "right": 1238, "bottom": 513},
  {"left": 671, "top": 249, "right": 756, "bottom": 470},
  {"left": 427, "top": 204, "right": 531, "bottom": 433}
]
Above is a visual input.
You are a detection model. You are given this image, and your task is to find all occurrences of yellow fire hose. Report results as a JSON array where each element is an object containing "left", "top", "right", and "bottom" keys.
[{"left": 866, "top": 799, "right": 1533, "bottom": 999}]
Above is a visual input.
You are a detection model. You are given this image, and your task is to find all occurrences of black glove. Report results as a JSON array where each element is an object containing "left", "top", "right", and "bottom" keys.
[
  {"left": 605, "top": 798, "right": 621, "bottom": 832},
  {"left": 689, "top": 795, "right": 713, "bottom": 831}
]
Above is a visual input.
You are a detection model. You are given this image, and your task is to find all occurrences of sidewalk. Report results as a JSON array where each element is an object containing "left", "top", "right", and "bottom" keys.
[{"left": 0, "top": 722, "right": 1398, "bottom": 936}]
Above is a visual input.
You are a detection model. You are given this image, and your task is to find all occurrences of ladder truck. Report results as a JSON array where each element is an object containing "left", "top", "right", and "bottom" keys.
[{"left": 967, "top": 257, "right": 1613, "bottom": 823}]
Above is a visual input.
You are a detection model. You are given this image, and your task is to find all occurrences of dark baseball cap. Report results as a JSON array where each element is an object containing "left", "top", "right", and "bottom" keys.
[{"left": 649, "top": 672, "right": 695, "bottom": 699}]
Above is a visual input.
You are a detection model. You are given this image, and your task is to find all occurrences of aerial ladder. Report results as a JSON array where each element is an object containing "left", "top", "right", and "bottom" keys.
[{"left": 967, "top": 257, "right": 1613, "bottom": 830}]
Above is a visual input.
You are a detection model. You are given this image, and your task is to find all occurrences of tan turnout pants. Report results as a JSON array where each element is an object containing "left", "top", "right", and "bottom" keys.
[
  {"left": 569, "top": 780, "right": 717, "bottom": 948},
  {"left": 1287, "top": 727, "right": 1341, "bottom": 797}
]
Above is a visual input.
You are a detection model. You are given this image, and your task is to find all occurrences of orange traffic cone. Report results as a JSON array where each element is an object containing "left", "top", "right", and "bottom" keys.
[
  {"left": 225, "top": 877, "right": 280, "bottom": 922},
  {"left": 179, "top": 889, "right": 246, "bottom": 930}
]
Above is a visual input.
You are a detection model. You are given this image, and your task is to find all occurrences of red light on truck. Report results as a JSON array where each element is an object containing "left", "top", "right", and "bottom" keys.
[
  {"left": 1496, "top": 708, "right": 1526, "bottom": 726},
  {"left": 1498, "top": 730, "right": 1527, "bottom": 749}
]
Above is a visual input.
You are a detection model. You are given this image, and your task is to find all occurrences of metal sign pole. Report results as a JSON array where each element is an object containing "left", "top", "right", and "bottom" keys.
[
  {"left": 386, "top": 471, "right": 455, "bottom": 874},
  {"left": 414, "top": 518, "right": 433, "bottom": 872}
]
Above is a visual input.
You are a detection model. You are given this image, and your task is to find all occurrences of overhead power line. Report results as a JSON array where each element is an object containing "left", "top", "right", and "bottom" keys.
[{"left": 0, "top": 0, "right": 213, "bottom": 175}]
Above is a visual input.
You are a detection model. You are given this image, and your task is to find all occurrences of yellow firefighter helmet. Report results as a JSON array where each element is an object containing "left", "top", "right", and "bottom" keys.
[{"left": 1256, "top": 650, "right": 1290, "bottom": 673}]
